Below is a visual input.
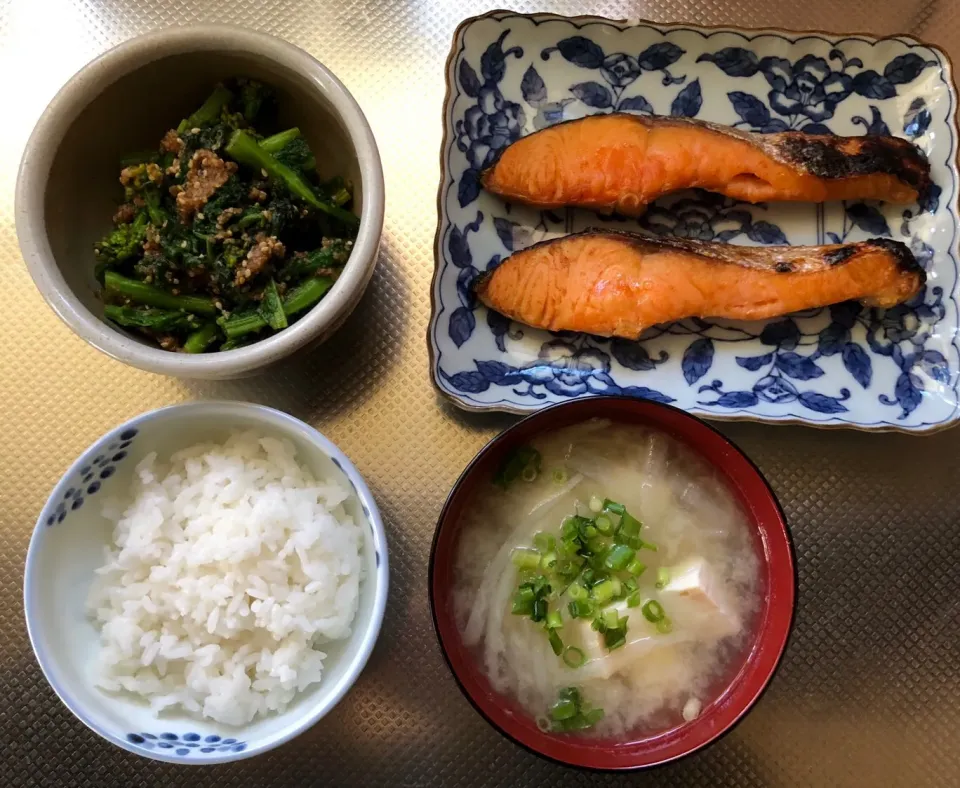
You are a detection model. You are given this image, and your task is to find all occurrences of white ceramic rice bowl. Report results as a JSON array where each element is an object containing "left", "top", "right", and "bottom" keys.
[{"left": 23, "top": 401, "right": 388, "bottom": 764}]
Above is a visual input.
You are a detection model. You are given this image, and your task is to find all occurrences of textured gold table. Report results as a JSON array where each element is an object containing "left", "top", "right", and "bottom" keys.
[{"left": 2, "top": 2, "right": 959, "bottom": 786}]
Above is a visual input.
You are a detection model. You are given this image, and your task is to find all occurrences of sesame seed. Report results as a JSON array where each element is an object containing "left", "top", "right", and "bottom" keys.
[
  {"left": 196, "top": 212, "right": 205, "bottom": 220},
  {"left": 180, "top": 241, "right": 188, "bottom": 249},
  {"left": 261, "top": 168, "right": 268, "bottom": 178},
  {"left": 172, "top": 278, "right": 179, "bottom": 284}
]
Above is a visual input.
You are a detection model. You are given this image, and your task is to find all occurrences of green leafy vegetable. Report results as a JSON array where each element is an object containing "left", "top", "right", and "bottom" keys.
[
  {"left": 178, "top": 85, "right": 233, "bottom": 134},
  {"left": 224, "top": 129, "right": 358, "bottom": 226},
  {"left": 258, "top": 279, "right": 288, "bottom": 330},
  {"left": 104, "top": 272, "right": 217, "bottom": 315},
  {"left": 94, "top": 213, "right": 149, "bottom": 275},
  {"left": 104, "top": 305, "right": 202, "bottom": 332},
  {"left": 93, "top": 78, "right": 358, "bottom": 354},
  {"left": 218, "top": 276, "right": 334, "bottom": 339},
  {"left": 183, "top": 323, "right": 221, "bottom": 353}
]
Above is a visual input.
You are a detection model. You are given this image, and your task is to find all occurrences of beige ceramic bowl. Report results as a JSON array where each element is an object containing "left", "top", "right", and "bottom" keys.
[{"left": 15, "top": 25, "right": 384, "bottom": 379}]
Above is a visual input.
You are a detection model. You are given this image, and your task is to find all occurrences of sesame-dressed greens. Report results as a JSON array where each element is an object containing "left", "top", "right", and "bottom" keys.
[{"left": 94, "top": 78, "right": 358, "bottom": 353}]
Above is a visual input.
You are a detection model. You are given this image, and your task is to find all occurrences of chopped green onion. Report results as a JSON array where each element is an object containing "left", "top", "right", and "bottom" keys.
[
  {"left": 511, "top": 548, "right": 541, "bottom": 570},
  {"left": 555, "top": 558, "right": 579, "bottom": 578},
  {"left": 533, "top": 532, "right": 556, "bottom": 553},
  {"left": 618, "top": 510, "right": 642, "bottom": 539},
  {"left": 561, "top": 516, "right": 580, "bottom": 539},
  {"left": 595, "top": 515, "right": 613, "bottom": 535},
  {"left": 556, "top": 556, "right": 583, "bottom": 580},
  {"left": 568, "top": 599, "right": 594, "bottom": 619},
  {"left": 583, "top": 525, "right": 598, "bottom": 540},
  {"left": 656, "top": 617, "right": 673, "bottom": 634},
  {"left": 603, "top": 499, "right": 625, "bottom": 515},
  {"left": 532, "top": 598, "right": 547, "bottom": 622},
  {"left": 642, "top": 599, "right": 666, "bottom": 623},
  {"left": 515, "top": 586, "right": 536, "bottom": 604},
  {"left": 549, "top": 698, "right": 577, "bottom": 721},
  {"left": 604, "top": 544, "right": 636, "bottom": 571},
  {"left": 626, "top": 559, "right": 647, "bottom": 577},
  {"left": 547, "top": 627, "right": 563, "bottom": 655},
  {"left": 555, "top": 715, "right": 586, "bottom": 731},
  {"left": 521, "top": 465, "right": 538, "bottom": 483},
  {"left": 583, "top": 708, "right": 604, "bottom": 725},
  {"left": 586, "top": 537, "right": 607, "bottom": 555},
  {"left": 563, "top": 646, "right": 586, "bottom": 668},
  {"left": 622, "top": 534, "right": 657, "bottom": 552},
  {"left": 626, "top": 591, "right": 642, "bottom": 608},
  {"left": 604, "top": 627, "right": 627, "bottom": 650},
  {"left": 609, "top": 577, "right": 623, "bottom": 599},
  {"left": 546, "top": 610, "right": 563, "bottom": 630},
  {"left": 494, "top": 446, "right": 541, "bottom": 489},
  {"left": 540, "top": 551, "right": 558, "bottom": 570},
  {"left": 605, "top": 635, "right": 626, "bottom": 650},
  {"left": 547, "top": 686, "right": 604, "bottom": 732},
  {"left": 552, "top": 468, "right": 569, "bottom": 485},
  {"left": 558, "top": 538, "right": 579, "bottom": 558},
  {"left": 588, "top": 496, "right": 603, "bottom": 513},
  {"left": 511, "top": 599, "right": 533, "bottom": 616},
  {"left": 603, "top": 609, "right": 619, "bottom": 630},
  {"left": 568, "top": 582, "right": 587, "bottom": 601},
  {"left": 656, "top": 567, "right": 671, "bottom": 589},
  {"left": 623, "top": 577, "right": 638, "bottom": 593},
  {"left": 591, "top": 579, "right": 616, "bottom": 604}
]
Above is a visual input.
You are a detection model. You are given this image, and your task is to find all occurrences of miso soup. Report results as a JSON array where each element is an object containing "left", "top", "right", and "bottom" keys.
[{"left": 453, "top": 419, "right": 760, "bottom": 736}]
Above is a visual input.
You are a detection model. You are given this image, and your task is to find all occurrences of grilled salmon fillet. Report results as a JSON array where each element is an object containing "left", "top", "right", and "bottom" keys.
[
  {"left": 474, "top": 230, "right": 924, "bottom": 339},
  {"left": 481, "top": 114, "right": 931, "bottom": 214}
]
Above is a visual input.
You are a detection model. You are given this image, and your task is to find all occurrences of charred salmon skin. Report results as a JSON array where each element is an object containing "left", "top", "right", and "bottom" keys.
[
  {"left": 474, "top": 230, "right": 924, "bottom": 339},
  {"left": 480, "top": 114, "right": 931, "bottom": 214}
]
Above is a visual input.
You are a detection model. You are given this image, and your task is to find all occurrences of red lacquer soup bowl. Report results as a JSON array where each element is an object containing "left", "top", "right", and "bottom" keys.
[{"left": 429, "top": 396, "right": 796, "bottom": 770}]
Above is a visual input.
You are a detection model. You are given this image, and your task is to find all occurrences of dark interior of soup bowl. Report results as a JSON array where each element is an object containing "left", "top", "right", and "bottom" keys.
[
  {"left": 43, "top": 52, "right": 362, "bottom": 341},
  {"left": 430, "top": 396, "right": 795, "bottom": 771}
]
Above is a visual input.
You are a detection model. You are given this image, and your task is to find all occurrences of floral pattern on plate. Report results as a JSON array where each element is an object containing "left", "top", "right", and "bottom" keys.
[{"left": 431, "top": 12, "right": 960, "bottom": 431}]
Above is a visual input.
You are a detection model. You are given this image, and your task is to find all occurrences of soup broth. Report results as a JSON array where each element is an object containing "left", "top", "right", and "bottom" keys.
[{"left": 453, "top": 419, "right": 760, "bottom": 736}]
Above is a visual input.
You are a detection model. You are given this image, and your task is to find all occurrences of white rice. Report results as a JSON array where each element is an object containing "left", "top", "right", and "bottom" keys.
[{"left": 86, "top": 430, "right": 363, "bottom": 726}]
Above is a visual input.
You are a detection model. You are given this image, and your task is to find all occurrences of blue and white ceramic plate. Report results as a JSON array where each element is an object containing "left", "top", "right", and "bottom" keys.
[{"left": 430, "top": 11, "right": 960, "bottom": 432}]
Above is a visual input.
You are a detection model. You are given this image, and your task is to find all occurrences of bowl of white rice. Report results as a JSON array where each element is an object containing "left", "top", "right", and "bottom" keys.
[{"left": 23, "top": 401, "right": 388, "bottom": 764}]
